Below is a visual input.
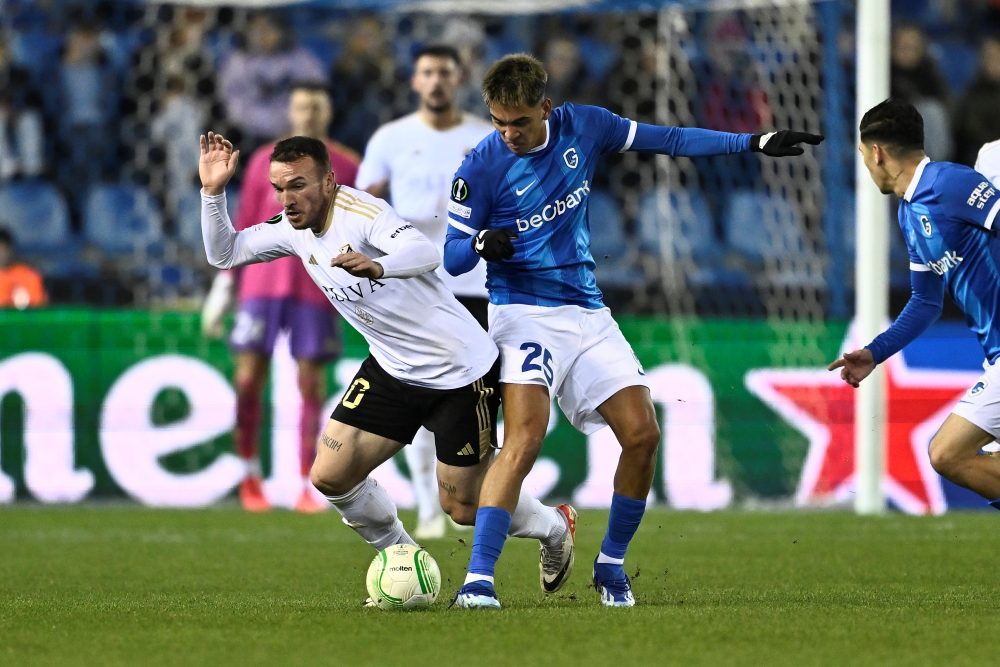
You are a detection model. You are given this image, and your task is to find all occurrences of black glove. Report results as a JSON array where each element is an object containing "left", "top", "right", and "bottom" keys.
[
  {"left": 751, "top": 130, "right": 824, "bottom": 157},
  {"left": 472, "top": 229, "right": 517, "bottom": 261}
]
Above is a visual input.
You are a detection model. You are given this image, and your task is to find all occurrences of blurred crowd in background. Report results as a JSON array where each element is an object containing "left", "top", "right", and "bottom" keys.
[{"left": 3, "top": 0, "right": 1000, "bottom": 313}]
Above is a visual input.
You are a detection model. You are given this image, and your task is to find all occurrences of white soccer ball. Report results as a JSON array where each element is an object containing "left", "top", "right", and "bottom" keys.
[{"left": 365, "top": 543, "right": 441, "bottom": 610}]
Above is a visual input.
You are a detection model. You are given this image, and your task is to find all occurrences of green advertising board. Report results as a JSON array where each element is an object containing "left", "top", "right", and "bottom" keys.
[{"left": 0, "top": 309, "right": 857, "bottom": 510}]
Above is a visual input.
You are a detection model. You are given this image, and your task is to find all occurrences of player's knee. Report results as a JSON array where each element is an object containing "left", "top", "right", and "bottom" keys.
[
  {"left": 498, "top": 445, "right": 541, "bottom": 478},
  {"left": 309, "top": 464, "right": 356, "bottom": 497},
  {"left": 440, "top": 498, "right": 476, "bottom": 526},
  {"left": 234, "top": 373, "right": 263, "bottom": 401},
  {"left": 621, "top": 420, "right": 661, "bottom": 460},
  {"left": 928, "top": 437, "right": 965, "bottom": 479},
  {"left": 498, "top": 433, "right": 545, "bottom": 475},
  {"left": 297, "top": 373, "right": 321, "bottom": 400}
]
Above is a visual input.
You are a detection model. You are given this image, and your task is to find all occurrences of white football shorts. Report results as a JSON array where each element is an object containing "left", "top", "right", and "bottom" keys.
[
  {"left": 952, "top": 360, "right": 1000, "bottom": 438},
  {"left": 488, "top": 303, "right": 648, "bottom": 434}
]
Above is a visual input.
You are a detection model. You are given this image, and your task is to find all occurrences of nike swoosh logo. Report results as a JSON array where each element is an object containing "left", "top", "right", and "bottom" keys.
[{"left": 515, "top": 180, "right": 537, "bottom": 196}]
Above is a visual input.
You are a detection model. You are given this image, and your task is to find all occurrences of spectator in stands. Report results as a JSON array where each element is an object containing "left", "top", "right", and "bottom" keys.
[
  {"left": 200, "top": 82, "right": 359, "bottom": 513},
  {"left": 699, "top": 15, "right": 773, "bottom": 135},
  {"left": 0, "top": 227, "right": 47, "bottom": 309},
  {"left": 890, "top": 22, "right": 952, "bottom": 160},
  {"left": 0, "top": 35, "right": 44, "bottom": 181},
  {"left": 150, "top": 74, "right": 208, "bottom": 228},
  {"left": 219, "top": 11, "right": 325, "bottom": 153},
  {"left": 540, "top": 34, "right": 603, "bottom": 107},
  {"left": 327, "top": 14, "right": 399, "bottom": 153},
  {"left": 55, "top": 20, "right": 118, "bottom": 227},
  {"left": 954, "top": 36, "right": 1000, "bottom": 166},
  {"left": 693, "top": 14, "right": 774, "bottom": 232}
]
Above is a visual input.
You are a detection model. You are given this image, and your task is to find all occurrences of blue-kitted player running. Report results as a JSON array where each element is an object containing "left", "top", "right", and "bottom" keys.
[
  {"left": 444, "top": 53, "right": 822, "bottom": 608},
  {"left": 830, "top": 98, "right": 1000, "bottom": 509}
]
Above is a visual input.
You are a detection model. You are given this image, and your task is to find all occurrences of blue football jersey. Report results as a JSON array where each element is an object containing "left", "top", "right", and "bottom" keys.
[
  {"left": 446, "top": 103, "right": 633, "bottom": 308},
  {"left": 899, "top": 158, "right": 1000, "bottom": 361}
]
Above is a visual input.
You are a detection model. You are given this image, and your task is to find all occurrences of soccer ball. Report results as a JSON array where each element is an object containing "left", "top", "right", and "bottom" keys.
[{"left": 365, "top": 543, "right": 441, "bottom": 610}]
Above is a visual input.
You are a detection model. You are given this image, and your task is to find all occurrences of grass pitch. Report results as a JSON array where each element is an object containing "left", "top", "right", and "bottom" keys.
[{"left": 2, "top": 506, "right": 997, "bottom": 666}]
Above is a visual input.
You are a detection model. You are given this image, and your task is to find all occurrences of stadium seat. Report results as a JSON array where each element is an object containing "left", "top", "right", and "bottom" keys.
[
  {"left": 0, "top": 180, "right": 71, "bottom": 253},
  {"left": 83, "top": 183, "right": 164, "bottom": 257},
  {"left": 0, "top": 179, "right": 93, "bottom": 279},
  {"left": 9, "top": 30, "right": 61, "bottom": 79},
  {"left": 932, "top": 41, "right": 979, "bottom": 96},
  {"left": 636, "top": 187, "right": 751, "bottom": 294},
  {"left": 636, "top": 188, "right": 715, "bottom": 260},
  {"left": 587, "top": 189, "right": 643, "bottom": 290},
  {"left": 724, "top": 189, "right": 823, "bottom": 288},
  {"left": 175, "top": 185, "right": 241, "bottom": 254}
]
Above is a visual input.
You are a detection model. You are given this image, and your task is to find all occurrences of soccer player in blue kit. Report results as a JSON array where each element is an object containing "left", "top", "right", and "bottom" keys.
[
  {"left": 831, "top": 99, "right": 1000, "bottom": 510},
  {"left": 443, "top": 53, "right": 823, "bottom": 608}
]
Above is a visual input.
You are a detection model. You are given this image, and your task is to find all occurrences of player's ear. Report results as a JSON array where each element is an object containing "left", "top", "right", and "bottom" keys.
[{"left": 541, "top": 98, "right": 552, "bottom": 120}]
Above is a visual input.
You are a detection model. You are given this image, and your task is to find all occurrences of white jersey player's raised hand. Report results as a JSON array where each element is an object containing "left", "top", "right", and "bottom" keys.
[{"left": 199, "top": 131, "right": 240, "bottom": 195}]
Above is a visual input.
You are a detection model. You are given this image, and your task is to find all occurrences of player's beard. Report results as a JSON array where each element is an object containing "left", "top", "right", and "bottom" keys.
[{"left": 424, "top": 95, "right": 453, "bottom": 115}]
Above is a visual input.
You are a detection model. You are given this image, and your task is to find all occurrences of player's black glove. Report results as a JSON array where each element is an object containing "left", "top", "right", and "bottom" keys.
[
  {"left": 751, "top": 130, "right": 824, "bottom": 157},
  {"left": 472, "top": 229, "right": 517, "bottom": 261}
]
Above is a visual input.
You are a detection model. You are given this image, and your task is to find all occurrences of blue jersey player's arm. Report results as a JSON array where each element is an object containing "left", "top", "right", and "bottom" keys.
[
  {"left": 865, "top": 267, "right": 944, "bottom": 363},
  {"left": 630, "top": 122, "right": 750, "bottom": 155},
  {"left": 444, "top": 161, "right": 492, "bottom": 276},
  {"left": 575, "top": 103, "right": 750, "bottom": 157}
]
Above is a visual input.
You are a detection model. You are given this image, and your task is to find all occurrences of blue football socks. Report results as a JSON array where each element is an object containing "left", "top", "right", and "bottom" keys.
[
  {"left": 597, "top": 492, "right": 646, "bottom": 569},
  {"left": 467, "top": 506, "right": 512, "bottom": 579}
]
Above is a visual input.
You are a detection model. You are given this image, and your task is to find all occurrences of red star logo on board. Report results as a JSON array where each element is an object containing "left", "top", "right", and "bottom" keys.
[{"left": 745, "top": 322, "right": 979, "bottom": 515}]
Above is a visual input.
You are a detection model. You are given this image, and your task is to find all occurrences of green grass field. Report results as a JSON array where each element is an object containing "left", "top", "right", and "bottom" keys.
[{"left": 2, "top": 506, "right": 998, "bottom": 666}]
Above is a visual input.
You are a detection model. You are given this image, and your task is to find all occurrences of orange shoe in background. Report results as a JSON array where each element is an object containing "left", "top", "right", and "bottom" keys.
[
  {"left": 294, "top": 485, "right": 327, "bottom": 514},
  {"left": 239, "top": 476, "right": 270, "bottom": 512}
]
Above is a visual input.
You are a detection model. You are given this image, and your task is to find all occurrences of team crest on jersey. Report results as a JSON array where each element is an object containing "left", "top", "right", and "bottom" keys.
[
  {"left": 264, "top": 213, "right": 282, "bottom": 224},
  {"left": 911, "top": 203, "right": 934, "bottom": 238},
  {"left": 452, "top": 177, "right": 470, "bottom": 202},
  {"left": 970, "top": 380, "right": 987, "bottom": 397},
  {"left": 563, "top": 148, "right": 579, "bottom": 169},
  {"left": 919, "top": 215, "right": 934, "bottom": 238},
  {"left": 339, "top": 243, "right": 353, "bottom": 254},
  {"left": 355, "top": 306, "right": 374, "bottom": 325}
]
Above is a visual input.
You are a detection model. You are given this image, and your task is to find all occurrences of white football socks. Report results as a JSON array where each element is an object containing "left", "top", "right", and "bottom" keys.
[
  {"left": 325, "top": 477, "right": 416, "bottom": 551},
  {"left": 508, "top": 491, "right": 566, "bottom": 546},
  {"left": 404, "top": 428, "right": 441, "bottom": 524}
]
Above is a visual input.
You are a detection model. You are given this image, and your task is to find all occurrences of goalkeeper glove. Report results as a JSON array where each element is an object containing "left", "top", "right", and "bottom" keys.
[
  {"left": 472, "top": 229, "right": 517, "bottom": 261},
  {"left": 751, "top": 130, "right": 824, "bottom": 157},
  {"left": 201, "top": 271, "right": 235, "bottom": 339}
]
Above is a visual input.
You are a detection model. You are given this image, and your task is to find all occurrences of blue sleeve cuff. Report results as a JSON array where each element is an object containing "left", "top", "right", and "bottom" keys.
[{"left": 443, "top": 228, "right": 480, "bottom": 276}]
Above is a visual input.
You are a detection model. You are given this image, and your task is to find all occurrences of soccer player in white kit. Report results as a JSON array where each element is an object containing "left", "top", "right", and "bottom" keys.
[
  {"left": 356, "top": 45, "right": 494, "bottom": 540},
  {"left": 198, "top": 132, "right": 572, "bottom": 600}
]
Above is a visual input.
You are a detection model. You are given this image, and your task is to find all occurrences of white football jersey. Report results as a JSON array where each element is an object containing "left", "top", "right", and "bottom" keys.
[
  {"left": 357, "top": 113, "right": 492, "bottom": 298},
  {"left": 202, "top": 185, "right": 498, "bottom": 389},
  {"left": 976, "top": 138, "right": 1000, "bottom": 187}
]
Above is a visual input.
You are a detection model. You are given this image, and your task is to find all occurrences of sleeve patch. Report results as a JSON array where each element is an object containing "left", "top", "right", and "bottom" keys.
[
  {"left": 448, "top": 200, "right": 472, "bottom": 219},
  {"left": 451, "top": 177, "right": 470, "bottom": 202}
]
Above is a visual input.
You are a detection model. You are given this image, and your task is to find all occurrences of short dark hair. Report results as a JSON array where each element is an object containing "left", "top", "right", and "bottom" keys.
[
  {"left": 290, "top": 81, "right": 329, "bottom": 97},
  {"left": 270, "top": 136, "right": 330, "bottom": 174},
  {"left": 482, "top": 53, "right": 548, "bottom": 108},
  {"left": 859, "top": 99, "right": 924, "bottom": 154},
  {"left": 413, "top": 44, "right": 462, "bottom": 67}
]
